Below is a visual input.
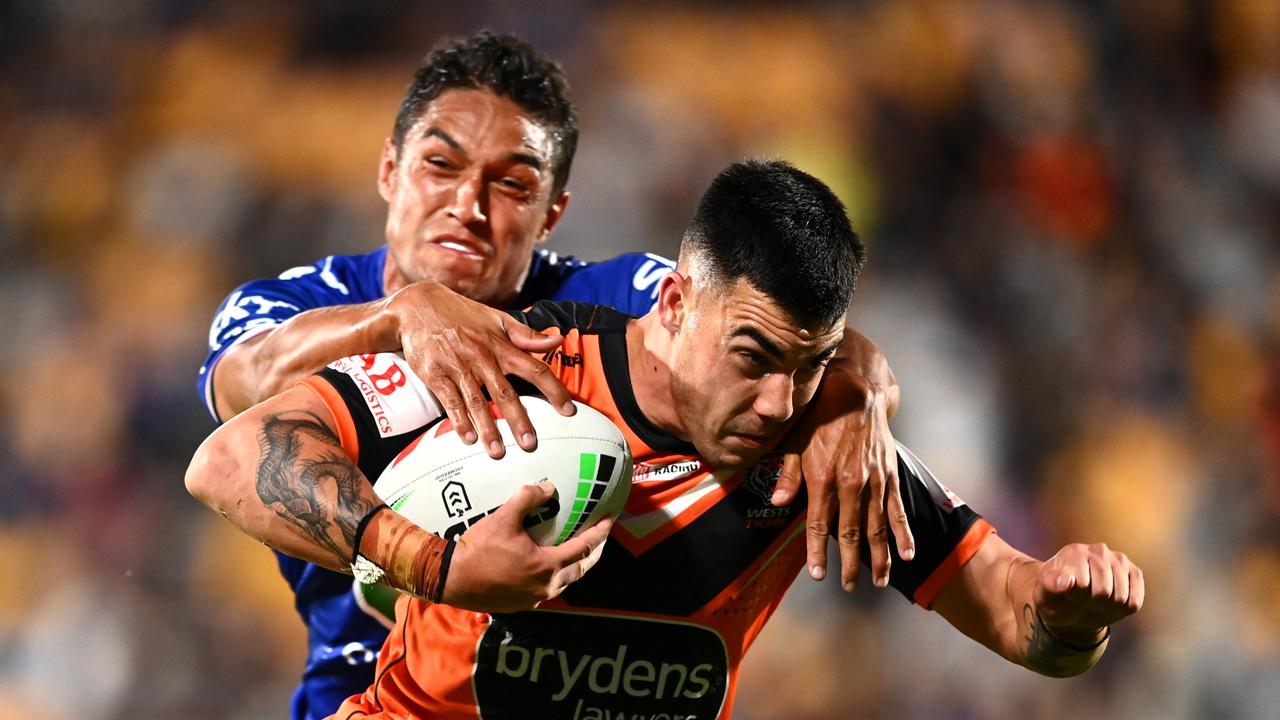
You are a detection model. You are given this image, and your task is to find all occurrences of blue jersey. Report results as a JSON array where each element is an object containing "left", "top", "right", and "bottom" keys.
[{"left": 197, "top": 246, "right": 674, "bottom": 720}]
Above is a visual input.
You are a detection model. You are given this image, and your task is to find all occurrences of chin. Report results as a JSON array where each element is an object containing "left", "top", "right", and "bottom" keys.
[{"left": 702, "top": 447, "right": 755, "bottom": 473}]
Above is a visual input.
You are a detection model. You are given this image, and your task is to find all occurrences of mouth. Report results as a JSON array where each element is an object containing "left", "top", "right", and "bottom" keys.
[
  {"left": 428, "top": 235, "right": 489, "bottom": 261},
  {"left": 729, "top": 433, "right": 771, "bottom": 449}
]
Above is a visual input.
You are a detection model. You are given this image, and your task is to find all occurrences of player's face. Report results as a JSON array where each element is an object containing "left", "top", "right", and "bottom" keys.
[
  {"left": 378, "top": 88, "right": 569, "bottom": 306},
  {"left": 669, "top": 276, "right": 845, "bottom": 471}
]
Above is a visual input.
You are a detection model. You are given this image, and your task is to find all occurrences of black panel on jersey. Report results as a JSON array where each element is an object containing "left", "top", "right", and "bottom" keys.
[
  {"left": 507, "top": 299, "right": 633, "bottom": 335},
  {"left": 316, "top": 367, "right": 441, "bottom": 482},
  {"left": 855, "top": 445, "right": 984, "bottom": 602},
  {"left": 563, "top": 444, "right": 983, "bottom": 614},
  {"left": 562, "top": 478, "right": 799, "bottom": 616}
]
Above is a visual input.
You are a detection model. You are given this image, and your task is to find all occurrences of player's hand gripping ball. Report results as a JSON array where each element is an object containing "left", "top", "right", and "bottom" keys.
[{"left": 373, "top": 396, "right": 633, "bottom": 546}]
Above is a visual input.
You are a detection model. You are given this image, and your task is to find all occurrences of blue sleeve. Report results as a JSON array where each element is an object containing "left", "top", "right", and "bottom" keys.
[
  {"left": 196, "top": 258, "right": 358, "bottom": 422},
  {"left": 549, "top": 253, "right": 675, "bottom": 316}
]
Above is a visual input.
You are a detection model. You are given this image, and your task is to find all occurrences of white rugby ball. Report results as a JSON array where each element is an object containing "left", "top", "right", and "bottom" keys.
[{"left": 373, "top": 396, "right": 632, "bottom": 546}]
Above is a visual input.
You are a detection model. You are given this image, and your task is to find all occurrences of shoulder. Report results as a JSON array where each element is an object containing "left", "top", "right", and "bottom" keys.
[
  {"left": 543, "top": 252, "right": 676, "bottom": 315},
  {"left": 574, "top": 252, "right": 674, "bottom": 285},
  {"left": 270, "top": 246, "right": 387, "bottom": 302}
]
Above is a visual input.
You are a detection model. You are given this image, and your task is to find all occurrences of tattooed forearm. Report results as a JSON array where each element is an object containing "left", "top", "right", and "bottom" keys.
[
  {"left": 255, "top": 410, "right": 378, "bottom": 568},
  {"left": 1020, "top": 603, "right": 1108, "bottom": 678}
]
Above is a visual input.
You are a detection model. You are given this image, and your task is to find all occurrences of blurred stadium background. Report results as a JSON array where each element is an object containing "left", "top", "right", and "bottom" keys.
[{"left": 1, "top": 1, "right": 1278, "bottom": 718}]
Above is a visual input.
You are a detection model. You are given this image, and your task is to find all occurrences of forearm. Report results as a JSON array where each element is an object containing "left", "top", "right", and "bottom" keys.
[
  {"left": 187, "top": 407, "right": 383, "bottom": 571},
  {"left": 213, "top": 299, "right": 400, "bottom": 419},
  {"left": 833, "top": 329, "right": 900, "bottom": 416},
  {"left": 187, "top": 391, "right": 449, "bottom": 600}
]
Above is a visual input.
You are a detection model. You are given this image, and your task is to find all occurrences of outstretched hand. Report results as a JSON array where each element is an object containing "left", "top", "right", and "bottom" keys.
[
  {"left": 442, "top": 481, "right": 612, "bottom": 613},
  {"left": 388, "top": 282, "right": 576, "bottom": 459},
  {"left": 770, "top": 350, "right": 913, "bottom": 592},
  {"left": 1034, "top": 543, "right": 1144, "bottom": 640}
]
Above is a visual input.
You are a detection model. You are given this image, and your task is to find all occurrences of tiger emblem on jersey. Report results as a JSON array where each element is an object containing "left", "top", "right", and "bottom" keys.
[{"left": 743, "top": 455, "right": 784, "bottom": 505}]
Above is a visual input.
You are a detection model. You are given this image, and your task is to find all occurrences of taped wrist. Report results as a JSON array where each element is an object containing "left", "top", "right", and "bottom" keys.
[
  {"left": 1037, "top": 615, "right": 1111, "bottom": 652},
  {"left": 358, "top": 508, "right": 455, "bottom": 603}
]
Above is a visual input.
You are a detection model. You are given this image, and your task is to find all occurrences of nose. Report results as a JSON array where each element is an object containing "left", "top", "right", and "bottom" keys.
[
  {"left": 752, "top": 374, "right": 794, "bottom": 425},
  {"left": 447, "top": 169, "right": 487, "bottom": 225}
]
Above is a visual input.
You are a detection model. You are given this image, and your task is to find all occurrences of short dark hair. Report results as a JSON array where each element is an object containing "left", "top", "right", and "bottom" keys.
[
  {"left": 681, "top": 160, "right": 866, "bottom": 328},
  {"left": 392, "top": 31, "right": 578, "bottom": 196}
]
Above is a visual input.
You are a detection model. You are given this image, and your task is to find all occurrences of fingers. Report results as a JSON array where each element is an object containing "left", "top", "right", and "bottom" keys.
[
  {"left": 470, "top": 348, "right": 537, "bottom": 453},
  {"left": 426, "top": 371, "right": 479, "bottom": 446},
  {"left": 1037, "top": 551, "right": 1090, "bottom": 615},
  {"left": 836, "top": 467, "right": 868, "bottom": 591},
  {"left": 860, "top": 465, "right": 890, "bottom": 589},
  {"left": 493, "top": 341, "right": 577, "bottom": 425},
  {"left": 804, "top": 476, "right": 834, "bottom": 582},
  {"left": 1128, "top": 563, "right": 1145, "bottom": 613},
  {"left": 880, "top": 444, "right": 914, "bottom": 562},
  {"left": 551, "top": 515, "right": 614, "bottom": 565},
  {"left": 458, "top": 372, "right": 505, "bottom": 459},
  {"left": 1111, "top": 553, "right": 1130, "bottom": 607},
  {"left": 418, "top": 342, "right": 498, "bottom": 455},
  {"left": 1037, "top": 544, "right": 1146, "bottom": 632},
  {"left": 548, "top": 517, "right": 614, "bottom": 592},
  {"left": 500, "top": 319, "right": 576, "bottom": 418},
  {"left": 771, "top": 453, "right": 802, "bottom": 507},
  {"left": 1088, "top": 552, "right": 1112, "bottom": 602},
  {"left": 504, "top": 318, "right": 565, "bottom": 353}
]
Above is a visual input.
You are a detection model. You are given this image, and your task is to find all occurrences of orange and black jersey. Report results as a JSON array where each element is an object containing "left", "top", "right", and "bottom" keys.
[{"left": 304, "top": 300, "right": 995, "bottom": 720}]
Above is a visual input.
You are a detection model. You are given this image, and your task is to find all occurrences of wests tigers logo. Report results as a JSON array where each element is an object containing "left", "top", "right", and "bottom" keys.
[
  {"left": 743, "top": 455, "right": 784, "bottom": 505},
  {"left": 741, "top": 456, "right": 793, "bottom": 529}
]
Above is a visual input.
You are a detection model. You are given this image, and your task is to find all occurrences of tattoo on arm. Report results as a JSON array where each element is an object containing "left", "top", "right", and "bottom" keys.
[
  {"left": 1020, "top": 603, "right": 1106, "bottom": 678},
  {"left": 255, "top": 410, "right": 377, "bottom": 568}
]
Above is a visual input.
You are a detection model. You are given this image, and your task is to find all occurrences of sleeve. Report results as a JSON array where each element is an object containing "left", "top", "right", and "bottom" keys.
[
  {"left": 197, "top": 273, "right": 322, "bottom": 421},
  {"left": 549, "top": 253, "right": 675, "bottom": 315},
  {"left": 860, "top": 442, "right": 996, "bottom": 609},
  {"left": 296, "top": 353, "right": 447, "bottom": 482}
]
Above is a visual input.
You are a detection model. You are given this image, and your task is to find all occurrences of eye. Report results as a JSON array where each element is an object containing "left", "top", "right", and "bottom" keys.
[
  {"left": 425, "top": 156, "right": 452, "bottom": 170},
  {"left": 498, "top": 177, "right": 529, "bottom": 192},
  {"left": 738, "top": 350, "right": 768, "bottom": 368},
  {"left": 805, "top": 358, "right": 830, "bottom": 373}
]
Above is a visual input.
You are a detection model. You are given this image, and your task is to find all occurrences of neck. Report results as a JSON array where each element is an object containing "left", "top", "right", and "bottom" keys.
[
  {"left": 382, "top": 251, "right": 410, "bottom": 296},
  {"left": 625, "top": 313, "right": 688, "bottom": 440}
]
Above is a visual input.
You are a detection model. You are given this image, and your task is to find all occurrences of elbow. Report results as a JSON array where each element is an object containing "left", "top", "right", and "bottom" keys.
[{"left": 185, "top": 433, "right": 242, "bottom": 512}]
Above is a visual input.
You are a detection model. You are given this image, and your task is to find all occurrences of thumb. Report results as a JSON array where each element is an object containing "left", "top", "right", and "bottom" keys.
[
  {"left": 505, "top": 320, "right": 564, "bottom": 352},
  {"left": 771, "top": 454, "right": 802, "bottom": 506},
  {"left": 506, "top": 480, "right": 558, "bottom": 515},
  {"left": 1036, "top": 566, "right": 1090, "bottom": 610}
]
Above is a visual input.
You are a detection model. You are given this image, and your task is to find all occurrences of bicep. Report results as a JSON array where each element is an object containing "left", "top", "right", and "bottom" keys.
[
  {"left": 210, "top": 329, "right": 276, "bottom": 422},
  {"left": 931, "top": 533, "right": 1037, "bottom": 662},
  {"left": 214, "top": 383, "right": 343, "bottom": 474},
  {"left": 188, "top": 383, "right": 341, "bottom": 513}
]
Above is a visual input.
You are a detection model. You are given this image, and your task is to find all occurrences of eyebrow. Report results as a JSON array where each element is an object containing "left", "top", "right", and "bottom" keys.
[
  {"left": 420, "top": 127, "right": 543, "bottom": 173},
  {"left": 730, "top": 327, "right": 785, "bottom": 361},
  {"left": 509, "top": 151, "right": 543, "bottom": 171},
  {"left": 422, "top": 126, "right": 462, "bottom": 151},
  {"left": 731, "top": 326, "right": 843, "bottom": 364}
]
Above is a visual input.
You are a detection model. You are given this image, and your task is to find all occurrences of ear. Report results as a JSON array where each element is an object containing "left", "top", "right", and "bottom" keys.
[
  {"left": 655, "top": 271, "right": 690, "bottom": 335},
  {"left": 377, "top": 138, "right": 399, "bottom": 203},
  {"left": 535, "top": 191, "right": 571, "bottom": 244}
]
